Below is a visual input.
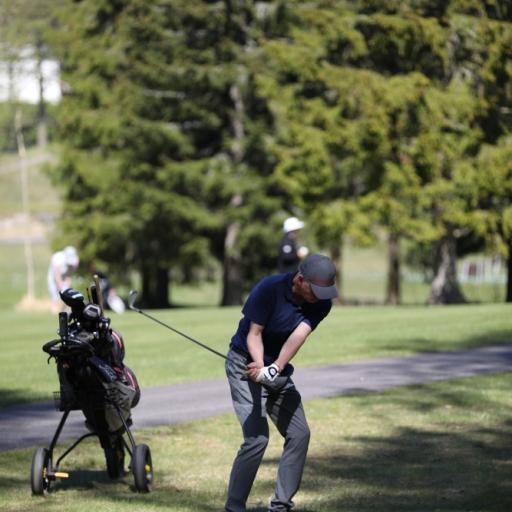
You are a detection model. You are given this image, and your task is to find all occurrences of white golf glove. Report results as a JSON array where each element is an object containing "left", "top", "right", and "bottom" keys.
[{"left": 256, "top": 363, "right": 281, "bottom": 385}]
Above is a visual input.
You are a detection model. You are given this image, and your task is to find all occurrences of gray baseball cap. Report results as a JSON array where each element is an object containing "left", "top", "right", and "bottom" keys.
[{"left": 298, "top": 253, "right": 338, "bottom": 300}]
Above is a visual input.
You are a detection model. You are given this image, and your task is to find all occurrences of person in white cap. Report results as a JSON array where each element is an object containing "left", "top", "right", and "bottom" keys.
[
  {"left": 47, "top": 246, "right": 80, "bottom": 313},
  {"left": 277, "top": 217, "right": 309, "bottom": 273}
]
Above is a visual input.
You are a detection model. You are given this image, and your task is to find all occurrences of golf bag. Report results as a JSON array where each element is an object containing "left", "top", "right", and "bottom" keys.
[
  {"left": 53, "top": 288, "right": 140, "bottom": 435},
  {"left": 30, "top": 285, "right": 153, "bottom": 496},
  {"left": 33, "top": 284, "right": 153, "bottom": 495}
]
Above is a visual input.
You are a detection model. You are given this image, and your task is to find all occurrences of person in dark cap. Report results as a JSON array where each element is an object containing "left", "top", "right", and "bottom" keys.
[{"left": 224, "top": 253, "right": 337, "bottom": 512}]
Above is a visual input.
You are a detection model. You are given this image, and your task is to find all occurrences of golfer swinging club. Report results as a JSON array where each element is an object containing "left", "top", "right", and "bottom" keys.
[{"left": 225, "top": 253, "right": 338, "bottom": 512}]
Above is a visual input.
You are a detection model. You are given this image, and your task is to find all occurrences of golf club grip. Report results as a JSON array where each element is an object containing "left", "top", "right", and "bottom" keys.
[{"left": 93, "top": 274, "right": 105, "bottom": 311}]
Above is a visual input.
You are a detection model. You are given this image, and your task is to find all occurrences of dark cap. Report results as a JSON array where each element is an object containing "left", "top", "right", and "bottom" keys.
[{"left": 298, "top": 253, "right": 338, "bottom": 300}]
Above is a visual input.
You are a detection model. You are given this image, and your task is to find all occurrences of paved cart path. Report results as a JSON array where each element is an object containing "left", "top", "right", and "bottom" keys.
[{"left": 1, "top": 344, "right": 511, "bottom": 452}]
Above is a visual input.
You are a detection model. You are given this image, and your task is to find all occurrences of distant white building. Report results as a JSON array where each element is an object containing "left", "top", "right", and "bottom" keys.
[{"left": 0, "top": 49, "right": 61, "bottom": 104}]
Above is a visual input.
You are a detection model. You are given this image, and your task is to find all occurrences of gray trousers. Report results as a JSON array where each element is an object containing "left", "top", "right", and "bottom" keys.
[{"left": 225, "top": 348, "right": 310, "bottom": 512}]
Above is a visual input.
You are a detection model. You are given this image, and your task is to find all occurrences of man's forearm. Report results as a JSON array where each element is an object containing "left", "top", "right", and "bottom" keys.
[
  {"left": 246, "top": 332, "right": 265, "bottom": 366},
  {"left": 274, "top": 323, "right": 311, "bottom": 369},
  {"left": 275, "top": 338, "right": 303, "bottom": 369}
]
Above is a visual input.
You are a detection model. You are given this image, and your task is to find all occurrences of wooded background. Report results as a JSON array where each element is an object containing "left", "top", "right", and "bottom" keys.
[{"left": 1, "top": 0, "right": 511, "bottom": 307}]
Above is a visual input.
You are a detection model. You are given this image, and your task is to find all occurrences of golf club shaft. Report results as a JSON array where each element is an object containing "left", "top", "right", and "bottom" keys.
[{"left": 134, "top": 309, "right": 228, "bottom": 361}]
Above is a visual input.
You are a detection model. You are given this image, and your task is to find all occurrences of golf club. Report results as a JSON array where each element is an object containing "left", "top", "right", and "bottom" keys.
[{"left": 128, "top": 290, "right": 228, "bottom": 361}]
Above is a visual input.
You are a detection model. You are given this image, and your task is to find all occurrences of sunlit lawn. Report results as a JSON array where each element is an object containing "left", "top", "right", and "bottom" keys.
[
  {"left": 0, "top": 243, "right": 511, "bottom": 511},
  {"left": 0, "top": 302, "right": 511, "bottom": 409},
  {"left": 1, "top": 372, "right": 512, "bottom": 511}
]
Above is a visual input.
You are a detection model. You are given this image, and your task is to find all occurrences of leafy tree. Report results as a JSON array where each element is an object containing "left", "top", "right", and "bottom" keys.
[
  {"left": 258, "top": 0, "right": 512, "bottom": 305},
  {"left": 360, "top": 74, "right": 434, "bottom": 304},
  {"left": 50, "top": 0, "right": 284, "bottom": 306},
  {"left": 254, "top": 7, "right": 388, "bottom": 300},
  {"left": 50, "top": 0, "right": 211, "bottom": 306},
  {"left": 0, "top": 0, "right": 63, "bottom": 147},
  {"left": 470, "top": 14, "right": 512, "bottom": 300},
  {"left": 417, "top": 83, "right": 482, "bottom": 303},
  {"left": 255, "top": 3, "right": 449, "bottom": 302},
  {"left": 44, "top": 0, "right": 512, "bottom": 307},
  {"left": 467, "top": 138, "right": 512, "bottom": 301}
]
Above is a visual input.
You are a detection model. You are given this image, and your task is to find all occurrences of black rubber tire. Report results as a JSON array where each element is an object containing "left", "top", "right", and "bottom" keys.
[
  {"left": 132, "top": 444, "right": 153, "bottom": 492},
  {"left": 104, "top": 436, "right": 125, "bottom": 479},
  {"left": 31, "top": 447, "right": 50, "bottom": 496}
]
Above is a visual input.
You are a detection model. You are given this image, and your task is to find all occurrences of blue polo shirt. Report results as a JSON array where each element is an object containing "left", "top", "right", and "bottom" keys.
[{"left": 230, "top": 272, "right": 332, "bottom": 361}]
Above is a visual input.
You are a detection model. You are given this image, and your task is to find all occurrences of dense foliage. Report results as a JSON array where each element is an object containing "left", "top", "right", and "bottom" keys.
[
  {"left": 49, "top": 0, "right": 285, "bottom": 306},
  {"left": 0, "top": 0, "right": 63, "bottom": 147},
  {"left": 3, "top": 0, "right": 510, "bottom": 305},
  {"left": 255, "top": 0, "right": 512, "bottom": 303}
]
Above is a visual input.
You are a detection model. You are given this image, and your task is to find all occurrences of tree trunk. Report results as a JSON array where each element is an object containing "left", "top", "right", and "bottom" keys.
[
  {"left": 35, "top": 40, "right": 48, "bottom": 148},
  {"left": 7, "top": 60, "right": 15, "bottom": 101},
  {"left": 221, "top": 219, "right": 243, "bottom": 305},
  {"left": 506, "top": 240, "right": 512, "bottom": 303},
  {"left": 427, "top": 235, "right": 466, "bottom": 304},
  {"left": 385, "top": 232, "right": 401, "bottom": 305},
  {"left": 15, "top": 108, "right": 35, "bottom": 301},
  {"left": 329, "top": 243, "right": 342, "bottom": 304},
  {"left": 220, "top": 78, "right": 246, "bottom": 306},
  {"left": 141, "top": 265, "right": 170, "bottom": 308}
]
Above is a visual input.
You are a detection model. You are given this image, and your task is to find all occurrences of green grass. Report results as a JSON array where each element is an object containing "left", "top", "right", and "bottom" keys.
[
  {"left": 341, "top": 244, "right": 507, "bottom": 305},
  {"left": 0, "top": 302, "right": 511, "bottom": 409},
  {"left": 3, "top": 240, "right": 503, "bottom": 311},
  {"left": 0, "top": 244, "right": 510, "bottom": 509},
  {"left": 0, "top": 242, "right": 53, "bottom": 309},
  {"left": 1, "top": 372, "right": 512, "bottom": 511}
]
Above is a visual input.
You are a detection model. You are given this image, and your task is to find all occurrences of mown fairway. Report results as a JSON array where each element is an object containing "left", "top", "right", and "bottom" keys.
[
  {"left": 1, "top": 371, "right": 512, "bottom": 511},
  {"left": 1, "top": 303, "right": 511, "bottom": 408},
  {"left": 1, "top": 218, "right": 511, "bottom": 510}
]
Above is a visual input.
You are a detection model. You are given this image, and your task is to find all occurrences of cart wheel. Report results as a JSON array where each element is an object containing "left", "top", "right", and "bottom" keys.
[
  {"left": 132, "top": 444, "right": 153, "bottom": 492},
  {"left": 105, "top": 436, "right": 125, "bottom": 479},
  {"left": 31, "top": 447, "right": 51, "bottom": 496}
]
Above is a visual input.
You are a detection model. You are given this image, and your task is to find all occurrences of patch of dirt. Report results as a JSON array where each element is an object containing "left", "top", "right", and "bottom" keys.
[
  {"left": 16, "top": 295, "right": 53, "bottom": 313},
  {"left": 0, "top": 214, "right": 48, "bottom": 242}
]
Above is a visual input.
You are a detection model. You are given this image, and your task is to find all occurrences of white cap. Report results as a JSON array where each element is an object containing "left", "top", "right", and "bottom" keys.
[
  {"left": 283, "top": 217, "right": 305, "bottom": 233},
  {"left": 63, "top": 246, "right": 79, "bottom": 267}
]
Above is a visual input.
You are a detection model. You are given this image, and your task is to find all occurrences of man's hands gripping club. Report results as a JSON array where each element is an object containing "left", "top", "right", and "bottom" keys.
[
  {"left": 245, "top": 320, "right": 312, "bottom": 385},
  {"left": 245, "top": 362, "right": 281, "bottom": 385}
]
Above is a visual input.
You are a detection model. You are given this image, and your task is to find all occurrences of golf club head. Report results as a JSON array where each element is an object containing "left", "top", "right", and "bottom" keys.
[{"left": 128, "top": 290, "right": 140, "bottom": 312}]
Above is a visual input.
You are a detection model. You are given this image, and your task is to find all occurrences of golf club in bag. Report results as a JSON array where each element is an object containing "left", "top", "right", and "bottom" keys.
[
  {"left": 128, "top": 290, "right": 227, "bottom": 361},
  {"left": 31, "top": 279, "right": 153, "bottom": 496}
]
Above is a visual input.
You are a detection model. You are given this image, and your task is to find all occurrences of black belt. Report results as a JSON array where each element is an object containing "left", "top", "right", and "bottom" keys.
[{"left": 230, "top": 345, "right": 249, "bottom": 358}]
